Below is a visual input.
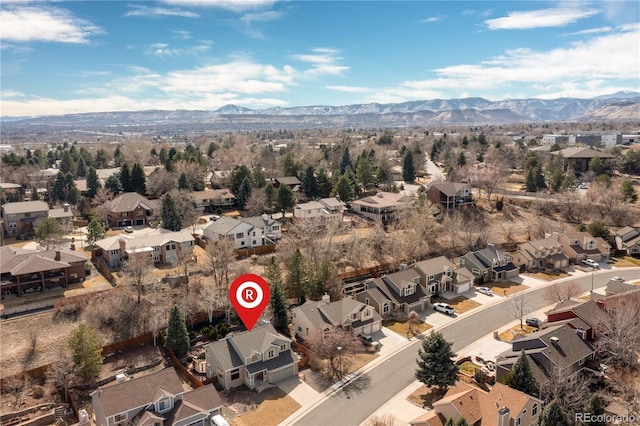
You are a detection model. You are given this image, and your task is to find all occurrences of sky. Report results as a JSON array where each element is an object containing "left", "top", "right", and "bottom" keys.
[{"left": 1, "top": 0, "right": 639, "bottom": 117}]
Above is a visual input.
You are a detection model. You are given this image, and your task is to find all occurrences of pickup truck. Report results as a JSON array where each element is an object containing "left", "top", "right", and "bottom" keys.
[{"left": 433, "top": 302, "right": 455, "bottom": 315}]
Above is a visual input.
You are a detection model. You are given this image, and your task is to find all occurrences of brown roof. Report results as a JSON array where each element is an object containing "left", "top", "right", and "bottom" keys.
[
  {"left": 351, "top": 191, "right": 413, "bottom": 208},
  {"left": 1, "top": 200, "right": 49, "bottom": 215},
  {"left": 554, "top": 147, "right": 615, "bottom": 159},
  {"left": 109, "top": 192, "right": 153, "bottom": 213},
  {"left": 427, "top": 181, "right": 470, "bottom": 197},
  {"left": 93, "top": 368, "right": 184, "bottom": 417},
  {"left": 165, "top": 385, "right": 225, "bottom": 424}
]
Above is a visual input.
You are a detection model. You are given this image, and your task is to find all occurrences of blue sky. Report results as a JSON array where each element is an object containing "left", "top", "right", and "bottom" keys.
[{"left": 1, "top": 0, "right": 639, "bottom": 116}]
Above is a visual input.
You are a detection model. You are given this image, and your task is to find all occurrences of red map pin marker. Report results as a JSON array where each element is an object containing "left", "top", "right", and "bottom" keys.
[{"left": 229, "top": 273, "right": 271, "bottom": 331}]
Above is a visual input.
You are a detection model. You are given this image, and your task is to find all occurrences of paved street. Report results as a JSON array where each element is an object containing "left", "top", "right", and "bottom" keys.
[{"left": 284, "top": 267, "right": 640, "bottom": 426}]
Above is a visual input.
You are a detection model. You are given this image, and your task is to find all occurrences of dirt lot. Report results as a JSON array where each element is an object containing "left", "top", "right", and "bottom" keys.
[
  {"left": 227, "top": 387, "right": 300, "bottom": 426},
  {"left": 486, "top": 281, "right": 530, "bottom": 296}
]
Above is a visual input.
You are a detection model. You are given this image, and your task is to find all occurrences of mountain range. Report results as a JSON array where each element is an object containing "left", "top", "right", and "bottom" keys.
[{"left": 1, "top": 92, "right": 638, "bottom": 133}]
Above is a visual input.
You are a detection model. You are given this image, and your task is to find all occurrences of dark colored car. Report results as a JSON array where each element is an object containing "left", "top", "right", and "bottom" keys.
[{"left": 526, "top": 317, "right": 542, "bottom": 328}]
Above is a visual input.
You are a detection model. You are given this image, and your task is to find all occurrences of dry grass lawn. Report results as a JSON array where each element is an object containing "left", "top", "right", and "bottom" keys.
[
  {"left": 498, "top": 324, "right": 538, "bottom": 341},
  {"left": 383, "top": 319, "right": 432, "bottom": 337},
  {"left": 230, "top": 388, "right": 300, "bottom": 426},
  {"left": 431, "top": 296, "right": 481, "bottom": 314},
  {"left": 530, "top": 270, "right": 571, "bottom": 281},
  {"left": 613, "top": 257, "right": 640, "bottom": 267},
  {"left": 486, "top": 281, "right": 530, "bottom": 296}
]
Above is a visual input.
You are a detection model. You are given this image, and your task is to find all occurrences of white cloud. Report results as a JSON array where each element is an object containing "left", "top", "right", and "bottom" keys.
[
  {"left": 364, "top": 26, "right": 640, "bottom": 102},
  {"left": 485, "top": 7, "right": 600, "bottom": 30},
  {"left": 124, "top": 5, "right": 199, "bottom": 19},
  {"left": 0, "top": 5, "right": 104, "bottom": 43},
  {"left": 241, "top": 10, "right": 281, "bottom": 22},
  {"left": 143, "top": 40, "right": 213, "bottom": 58},
  {"left": 173, "top": 30, "right": 192, "bottom": 39},
  {"left": 292, "top": 48, "right": 350, "bottom": 77},
  {"left": 562, "top": 26, "right": 613, "bottom": 36},
  {"left": 421, "top": 17, "right": 440, "bottom": 23},
  {"left": 161, "top": 0, "right": 278, "bottom": 12},
  {"left": 326, "top": 86, "right": 371, "bottom": 93}
]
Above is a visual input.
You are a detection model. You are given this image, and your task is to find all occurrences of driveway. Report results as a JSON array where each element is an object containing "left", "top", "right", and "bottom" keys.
[
  {"left": 276, "top": 375, "right": 321, "bottom": 407},
  {"left": 373, "top": 326, "right": 409, "bottom": 358}
]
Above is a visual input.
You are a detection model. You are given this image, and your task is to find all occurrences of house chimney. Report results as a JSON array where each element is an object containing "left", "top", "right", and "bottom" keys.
[
  {"left": 497, "top": 407, "right": 510, "bottom": 426},
  {"left": 63, "top": 203, "right": 69, "bottom": 212},
  {"left": 550, "top": 336, "right": 560, "bottom": 346},
  {"left": 321, "top": 293, "right": 330, "bottom": 304},
  {"left": 55, "top": 250, "right": 61, "bottom": 261}
]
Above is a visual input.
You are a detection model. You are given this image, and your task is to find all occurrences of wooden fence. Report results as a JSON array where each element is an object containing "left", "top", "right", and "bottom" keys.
[
  {"left": 236, "top": 244, "right": 276, "bottom": 259},
  {"left": 292, "top": 341, "right": 312, "bottom": 368},
  {"left": 91, "top": 251, "right": 116, "bottom": 284}
]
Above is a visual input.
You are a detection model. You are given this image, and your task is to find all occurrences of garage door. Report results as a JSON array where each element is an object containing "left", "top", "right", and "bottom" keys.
[
  {"left": 371, "top": 321, "right": 382, "bottom": 333},
  {"left": 271, "top": 365, "right": 295, "bottom": 383}
]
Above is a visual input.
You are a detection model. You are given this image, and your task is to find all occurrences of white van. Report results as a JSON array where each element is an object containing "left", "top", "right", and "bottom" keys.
[{"left": 210, "top": 414, "right": 230, "bottom": 426}]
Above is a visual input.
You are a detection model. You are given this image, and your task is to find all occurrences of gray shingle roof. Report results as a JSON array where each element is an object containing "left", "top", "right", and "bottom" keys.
[
  {"left": 204, "top": 216, "right": 247, "bottom": 235},
  {"left": 109, "top": 192, "right": 153, "bottom": 213},
  {"left": 318, "top": 298, "right": 364, "bottom": 325},
  {"left": 1, "top": 200, "right": 49, "bottom": 215}
]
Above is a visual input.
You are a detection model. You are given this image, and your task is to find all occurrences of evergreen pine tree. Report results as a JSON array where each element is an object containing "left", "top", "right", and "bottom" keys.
[
  {"left": 64, "top": 173, "right": 78, "bottom": 204},
  {"left": 86, "top": 217, "right": 106, "bottom": 245},
  {"left": 286, "top": 249, "right": 307, "bottom": 303},
  {"left": 120, "top": 163, "right": 132, "bottom": 192},
  {"left": 251, "top": 165, "right": 267, "bottom": 189},
  {"left": 68, "top": 323, "right": 103, "bottom": 382},
  {"left": 457, "top": 152, "right": 466, "bottom": 167},
  {"left": 538, "top": 400, "right": 569, "bottom": 426},
  {"left": 415, "top": 331, "right": 459, "bottom": 392},
  {"left": 161, "top": 193, "right": 182, "bottom": 231},
  {"left": 105, "top": 174, "right": 123, "bottom": 195},
  {"left": 584, "top": 394, "right": 606, "bottom": 426},
  {"left": 165, "top": 306, "right": 190, "bottom": 357},
  {"left": 505, "top": 350, "right": 539, "bottom": 396},
  {"left": 237, "top": 177, "right": 253, "bottom": 210},
  {"left": 52, "top": 171, "right": 67, "bottom": 203},
  {"left": 275, "top": 184, "right": 296, "bottom": 216},
  {"left": 356, "top": 155, "right": 375, "bottom": 190},
  {"left": 316, "top": 168, "right": 333, "bottom": 198},
  {"left": 87, "top": 167, "right": 101, "bottom": 199},
  {"left": 332, "top": 174, "right": 355, "bottom": 201},
  {"left": 75, "top": 156, "right": 87, "bottom": 178},
  {"left": 265, "top": 257, "right": 289, "bottom": 336},
  {"left": 340, "top": 146, "right": 352, "bottom": 175},
  {"left": 131, "top": 162, "right": 146, "bottom": 194},
  {"left": 302, "top": 165, "right": 320, "bottom": 198},
  {"left": 403, "top": 151, "right": 416, "bottom": 182},
  {"left": 264, "top": 182, "right": 276, "bottom": 211},
  {"left": 178, "top": 173, "right": 190, "bottom": 190},
  {"left": 229, "top": 165, "right": 252, "bottom": 195}
]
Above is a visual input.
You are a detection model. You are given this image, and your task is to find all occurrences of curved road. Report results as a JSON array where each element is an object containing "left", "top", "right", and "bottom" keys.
[{"left": 293, "top": 268, "right": 640, "bottom": 426}]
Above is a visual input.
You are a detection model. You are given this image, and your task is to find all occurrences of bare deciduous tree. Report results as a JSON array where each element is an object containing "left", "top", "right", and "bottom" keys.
[
  {"left": 204, "top": 239, "right": 237, "bottom": 318},
  {"left": 47, "top": 349, "right": 77, "bottom": 401},
  {"left": 544, "top": 281, "right": 582, "bottom": 304},
  {"left": 307, "top": 328, "right": 362, "bottom": 380},
  {"left": 510, "top": 294, "right": 528, "bottom": 330},
  {"left": 123, "top": 251, "right": 153, "bottom": 304},
  {"left": 406, "top": 310, "right": 422, "bottom": 337},
  {"left": 363, "top": 414, "right": 399, "bottom": 426},
  {"left": 596, "top": 293, "right": 640, "bottom": 370}
]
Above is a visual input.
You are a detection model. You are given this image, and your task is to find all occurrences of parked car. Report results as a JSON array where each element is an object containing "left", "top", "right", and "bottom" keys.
[
  {"left": 611, "top": 276, "right": 625, "bottom": 282},
  {"left": 581, "top": 258, "right": 599, "bottom": 268},
  {"left": 577, "top": 183, "right": 589, "bottom": 190},
  {"left": 358, "top": 334, "right": 380, "bottom": 348},
  {"left": 433, "top": 302, "right": 455, "bottom": 315},
  {"left": 477, "top": 286, "right": 493, "bottom": 296},
  {"left": 123, "top": 226, "right": 134, "bottom": 233},
  {"left": 526, "top": 317, "right": 542, "bottom": 328}
]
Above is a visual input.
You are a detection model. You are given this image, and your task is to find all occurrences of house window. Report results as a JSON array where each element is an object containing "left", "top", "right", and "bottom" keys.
[
  {"left": 351, "top": 313, "right": 358, "bottom": 320},
  {"left": 472, "top": 269, "right": 481, "bottom": 278},
  {"left": 428, "top": 274, "right": 435, "bottom": 281},
  {"left": 297, "top": 326, "right": 302, "bottom": 332},
  {"left": 166, "top": 244, "right": 171, "bottom": 250},
  {"left": 158, "top": 397, "right": 171, "bottom": 412},
  {"left": 404, "top": 283, "right": 416, "bottom": 296},
  {"left": 459, "top": 258, "right": 465, "bottom": 265},
  {"left": 532, "top": 403, "right": 538, "bottom": 416},
  {"left": 273, "top": 226, "right": 279, "bottom": 230},
  {"left": 587, "top": 241, "right": 596, "bottom": 250},
  {"left": 136, "top": 210, "right": 144, "bottom": 216},
  {"left": 253, "top": 231, "right": 256, "bottom": 236},
  {"left": 383, "top": 303, "right": 390, "bottom": 314},
  {"left": 579, "top": 358, "right": 585, "bottom": 365},
  {"left": 363, "top": 309, "right": 369, "bottom": 317},
  {"left": 253, "top": 240, "right": 257, "bottom": 245},
  {"left": 280, "top": 344, "right": 287, "bottom": 351},
  {"left": 121, "top": 212, "right": 127, "bottom": 217},
  {"left": 365, "top": 298, "right": 369, "bottom": 305},
  {"left": 230, "top": 369, "right": 240, "bottom": 380},
  {"left": 24, "top": 212, "right": 31, "bottom": 217},
  {"left": 446, "top": 269, "right": 452, "bottom": 276},
  {"left": 236, "top": 232, "right": 243, "bottom": 239},
  {"left": 515, "top": 418, "right": 520, "bottom": 426},
  {"left": 114, "top": 413, "right": 126, "bottom": 425},
  {"left": 267, "top": 350, "right": 274, "bottom": 358}
]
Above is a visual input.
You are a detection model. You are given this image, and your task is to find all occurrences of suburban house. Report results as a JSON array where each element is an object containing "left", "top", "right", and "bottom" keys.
[
  {"left": 496, "top": 324, "right": 595, "bottom": 389},
  {"left": 0, "top": 247, "right": 87, "bottom": 297},
  {"left": 205, "top": 323, "right": 298, "bottom": 390},
  {"left": 106, "top": 192, "right": 155, "bottom": 228},
  {"left": 210, "top": 170, "right": 231, "bottom": 189},
  {"left": 91, "top": 368, "right": 225, "bottom": 426},
  {"left": 457, "top": 244, "right": 519, "bottom": 283},
  {"left": 273, "top": 176, "right": 301, "bottom": 190},
  {"left": 544, "top": 300, "right": 604, "bottom": 341},
  {"left": 511, "top": 236, "right": 569, "bottom": 271},
  {"left": 356, "top": 268, "right": 430, "bottom": 316},
  {"left": 241, "top": 214, "right": 282, "bottom": 243},
  {"left": 414, "top": 256, "right": 474, "bottom": 295},
  {"left": 49, "top": 203, "right": 74, "bottom": 226},
  {"left": 614, "top": 226, "right": 640, "bottom": 256},
  {"left": 557, "top": 231, "right": 611, "bottom": 264},
  {"left": 193, "top": 189, "right": 238, "bottom": 213},
  {"left": 551, "top": 147, "right": 615, "bottom": 173},
  {"left": 350, "top": 191, "right": 413, "bottom": 224},
  {"left": 604, "top": 279, "right": 637, "bottom": 296},
  {"left": 410, "top": 382, "right": 543, "bottom": 426},
  {"left": 1, "top": 200, "right": 49, "bottom": 237},
  {"left": 425, "top": 181, "right": 474, "bottom": 211},
  {"left": 94, "top": 228, "right": 195, "bottom": 269},
  {"left": 292, "top": 295, "right": 383, "bottom": 339},
  {"left": 202, "top": 215, "right": 280, "bottom": 249},
  {"left": 293, "top": 197, "right": 346, "bottom": 221}
]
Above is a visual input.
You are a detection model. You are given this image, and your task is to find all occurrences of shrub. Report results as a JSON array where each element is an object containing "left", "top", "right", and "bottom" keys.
[
  {"left": 32, "top": 386, "right": 44, "bottom": 399},
  {"left": 496, "top": 197, "right": 504, "bottom": 211},
  {"left": 217, "top": 323, "right": 229, "bottom": 337},
  {"left": 208, "top": 329, "right": 219, "bottom": 341}
]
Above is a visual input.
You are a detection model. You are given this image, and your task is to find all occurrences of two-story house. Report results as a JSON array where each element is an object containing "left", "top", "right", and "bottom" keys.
[
  {"left": 106, "top": 192, "right": 155, "bottom": 228},
  {"left": 496, "top": 324, "right": 595, "bottom": 389},
  {"left": 557, "top": 231, "right": 611, "bottom": 264},
  {"left": 350, "top": 192, "right": 413, "bottom": 224},
  {"left": 511, "top": 236, "right": 569, "bottom": 271},
  {"left": 458, "top": 244, "right": 519, "bottom": 283},
  {"left": 293, "top": 197, "right": 347, "bottom": 221},
  {"left": 1, "top": 200, "right": 49, "bottom": 237},
  {"left": 1, "top": 247, "right": 87, "bottom": 297},
  {"left": 414, "top": 256, "right": 474, "bottom": 295},
  {"left": 410, "top": 382, "right": 543, "bottom": 426},
  {"left": 292, "top": 295, "right": 383, "bottom": 339},
  {"left": 241, "top": 214, "right": 282, "bottom": 243},
  {"left": 91, "top": 368, "right": 225, "bottom": 426},
  {"left": 202, "top": 217, "right": 261, "bottom": 249},
  {"left": 94, "top": 228, "right": 194, "bottom": 269},
  {"left": 425, "top": 181, "right": 475, "bottom": 211},
  {"left": 356, "top": 268, "right": 430, "bottom": 316},
  {"left": 544, "top": 300, "right": 604, "bottom": 341},
  {"left": 205, "top": 323, "right": 298, "bottom": 390},
  {"left": 614, "top": 226, "right": 640, "bottom": 256}
]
